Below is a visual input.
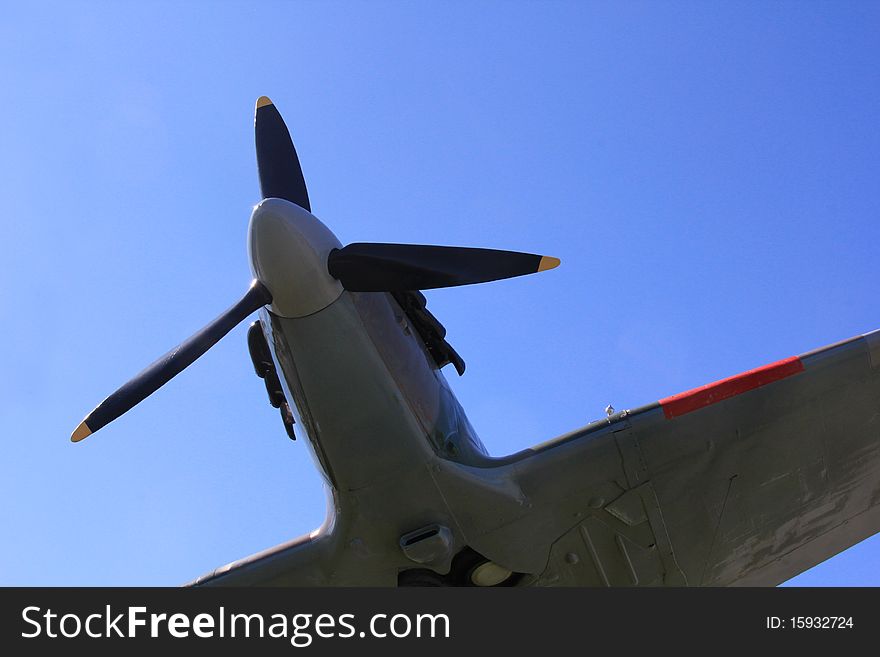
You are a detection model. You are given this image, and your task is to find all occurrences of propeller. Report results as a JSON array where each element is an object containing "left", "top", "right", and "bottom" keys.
[
  {"left": 73, "top": 96, "right": 559, "bottom": 442},
  {"left": 255, "top": 96, "right": 310, "bottom": 211},
  {"left": 329, "top": 243, "right": 559, "bottom": 292},
  {"left": 71, "top": 282, "right": 271, "bottom": 442},
  {"left": 72, "top": 96, "right": 302, "bottom": 442}
]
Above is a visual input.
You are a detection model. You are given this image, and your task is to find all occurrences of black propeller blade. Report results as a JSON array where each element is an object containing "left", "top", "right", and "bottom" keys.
[
  {"left": 73, "top": 96, "right": 561, "bottom": 442},
  {"left": 255, "top": 96, "right": 311, "bottom": 211},
  {"left": 327, "top": 243, "right": 560, "bottom": 292},
  {"left": 71, "top": 281, "right": 272, "bottom": 442}
]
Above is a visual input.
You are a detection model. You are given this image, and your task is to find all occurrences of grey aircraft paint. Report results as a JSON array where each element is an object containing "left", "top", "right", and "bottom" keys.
[
  {"left": 75, "top": 97, "right": 880, "bottom": 587},
  {"left": 190, "top": 195, "right": 880, "bottom": 586}
]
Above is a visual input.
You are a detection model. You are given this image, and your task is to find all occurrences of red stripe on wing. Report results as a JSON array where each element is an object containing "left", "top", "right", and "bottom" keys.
[{"left": 659, "top": 356, "right": 805, "bottom": 419}]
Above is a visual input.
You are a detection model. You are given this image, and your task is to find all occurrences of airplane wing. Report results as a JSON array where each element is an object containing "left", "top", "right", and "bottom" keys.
[
  {"left": 191, "top": 329, "right": 880, "bottom": 587},
  {"left": 187, "top": 529, "right": 335, "bottom": 586},
  {"left": 441, "top": 329, "right": 880, "bottom": 586}
]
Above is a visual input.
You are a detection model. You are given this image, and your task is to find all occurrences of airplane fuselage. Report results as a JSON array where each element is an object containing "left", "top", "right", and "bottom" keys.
[{"left": 242, "top": 198, "right": 493, "bottom": 584}]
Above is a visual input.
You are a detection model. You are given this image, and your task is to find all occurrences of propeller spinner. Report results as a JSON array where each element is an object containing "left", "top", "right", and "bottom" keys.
[{"left": 72, "top": 97, "right": 559, "bottom": 441}]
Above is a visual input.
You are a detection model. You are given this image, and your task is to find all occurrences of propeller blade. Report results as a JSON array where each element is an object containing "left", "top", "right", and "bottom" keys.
[
  {"left": 255, "top": 96, "right": 311, "bottom": 211},
  {"left": 327, "top": 243, "right": 560, "bottom": 292},
  {"left": 71, "top": 281, "right": 272, "bottom": 442}
]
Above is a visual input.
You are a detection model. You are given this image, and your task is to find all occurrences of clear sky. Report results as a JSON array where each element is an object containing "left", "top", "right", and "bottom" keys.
[{"left": 2, "top": 1, "right": 879, "bottom": 586}]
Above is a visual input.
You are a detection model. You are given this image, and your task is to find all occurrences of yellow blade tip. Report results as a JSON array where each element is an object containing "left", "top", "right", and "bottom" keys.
[
  {"left": 256, "top": 96, "right": 274, "bottom": 109},
  {"left": 71, "top": 421, "right": 92, "bottom": 443},
  {"left": 537, "top": 256, "right": 561, "bottom": 272}
]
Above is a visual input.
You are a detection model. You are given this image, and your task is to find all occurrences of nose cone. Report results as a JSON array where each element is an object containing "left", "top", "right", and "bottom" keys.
[{"left": 248, "top": 198, "right": 344, "bottom": 318}]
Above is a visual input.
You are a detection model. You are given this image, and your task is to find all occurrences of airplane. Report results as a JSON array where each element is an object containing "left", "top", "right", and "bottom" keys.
[{"left": 73, "top": 97, "right": 880, "bottom": 587}]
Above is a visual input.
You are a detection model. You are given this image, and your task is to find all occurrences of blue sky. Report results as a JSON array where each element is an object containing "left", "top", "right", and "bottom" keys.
[{"left": 1, "top": 1, "right": 879, "bottom": 585}]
